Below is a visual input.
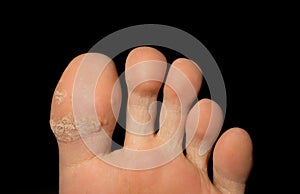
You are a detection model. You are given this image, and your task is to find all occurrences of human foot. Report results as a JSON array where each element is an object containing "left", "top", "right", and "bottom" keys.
[{"left": 50, "top": 46, "right": 253, "bottom": 194}]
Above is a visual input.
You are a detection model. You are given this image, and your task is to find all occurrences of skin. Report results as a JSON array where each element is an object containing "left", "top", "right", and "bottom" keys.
[{"left": 50, "top": 46, "right": 253, "bottom": 194}]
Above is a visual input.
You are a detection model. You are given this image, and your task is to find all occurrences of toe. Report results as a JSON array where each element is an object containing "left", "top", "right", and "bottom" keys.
[
  {"left": 156, "top": 58, "right": 202, "bottom": 148},
  {"left": 185, "top": 99, "right": 224, "bottom": 172},
  {"left": 213, "top": 127, "right": 253, "bottom": 194},
  {"left": 50, "top": 53, "right": 121, "bottom": 165},
  {"left": 123, "top": 46, "right": 167, "bottom": 149}
]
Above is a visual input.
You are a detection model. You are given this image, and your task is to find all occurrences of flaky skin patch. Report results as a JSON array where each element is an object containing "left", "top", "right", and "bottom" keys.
[
  {"left": 50, "top": 113, "right": 80, "bottom": 143},
  {"left": 50, "top": 113, "right": 103, "bottom": 143},
  {"left": 53, "top": 88, "right": 66, "bottom": 105}
]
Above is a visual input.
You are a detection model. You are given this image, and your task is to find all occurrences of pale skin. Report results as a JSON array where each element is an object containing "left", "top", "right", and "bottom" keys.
[{"left": 50, "top": 46, "right": 253, "bottom": 194}]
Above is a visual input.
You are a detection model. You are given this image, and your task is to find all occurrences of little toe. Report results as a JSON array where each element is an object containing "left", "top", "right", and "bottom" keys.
[{"left": 213, "top": 127, "right": 253, "bottom": 194}]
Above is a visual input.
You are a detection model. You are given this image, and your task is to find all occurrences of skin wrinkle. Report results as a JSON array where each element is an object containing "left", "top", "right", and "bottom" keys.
[{"left": 213, "top": 169, "right": 245, "bottom": 194}]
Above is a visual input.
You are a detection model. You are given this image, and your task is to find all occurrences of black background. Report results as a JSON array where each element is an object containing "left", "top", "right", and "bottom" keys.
[{"left": 2, "top": 13, "right": 291, "bottom": 193}]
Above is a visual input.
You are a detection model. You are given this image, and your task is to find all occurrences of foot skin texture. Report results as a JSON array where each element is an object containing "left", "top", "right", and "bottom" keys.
[{"left": 50, "top": 46, "right": 253, "bottom": 194}]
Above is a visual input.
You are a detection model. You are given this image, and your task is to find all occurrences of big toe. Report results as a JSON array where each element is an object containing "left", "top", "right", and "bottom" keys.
[{"left": 49, "top": 53, "right": 121, "bottom": 165}]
